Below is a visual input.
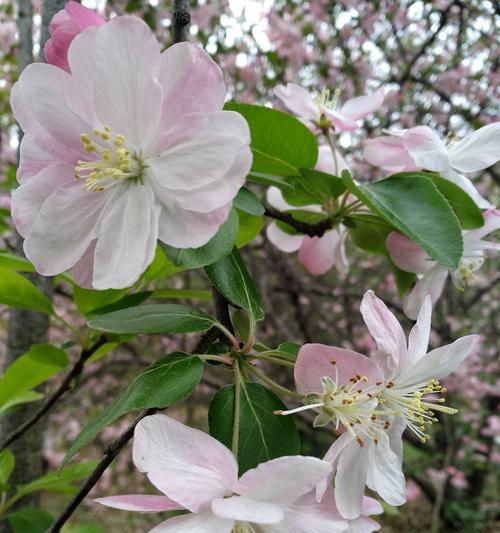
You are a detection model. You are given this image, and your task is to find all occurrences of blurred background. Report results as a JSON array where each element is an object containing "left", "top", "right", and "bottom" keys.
[{"left": 0, "top": 1, "right": 498, "bottom": 532}]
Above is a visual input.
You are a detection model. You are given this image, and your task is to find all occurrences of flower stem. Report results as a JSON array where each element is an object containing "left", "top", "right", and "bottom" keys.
[
  {"left": 244, "top": 362, "right": 303, "bottom": 400},
  {"left": 232, "top": 359, "right": 241, "bottom": 456},
  {"left": 322, "top": 127, "right": 339, "bottom": 176},
  {"left": 251, "top": 353, "right": 295, "bottom": 367}
]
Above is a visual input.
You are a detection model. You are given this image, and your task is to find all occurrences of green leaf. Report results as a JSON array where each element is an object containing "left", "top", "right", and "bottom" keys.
[
  {"left": 8, "top": 507, "right": 54, "bottom": 533},
  {"left": 87, "top": 304, "right": 217, "bottom": 334},
  {"left": 162, "top": 209, "right": 239, "bottom": 269},
  {"left": 0, "top": 253, "right": 35, "bottom": 272},
  {"left": 143, "top": 246, "right": 183, "bottom": 281},
  {"left": 236, "top": 211, "right": 263, "bottom": 248},
  {"left": 225, "top": 103, "right": 318, "bottom": 176},
  {"left": 394, "top": 172, "right": 484, "bottom": 230},
  {"left": 283, "top": 168, "right": 345, "bottom": 206},
  {"left": 16, "top": 461, "right": 98, "bottom": 497},
  {"left": 85, "top": 342, "right": 119, "bottom": 365},
  {"left": 276, "top": 342, "right": 300, "bottom": 361},
  {"left": 0, "top": 449, "right": 15, "bottom": 487},
  {"left": 0, "top": 267, "right": 54, "bottom": 314},
  {"left": 73, "top": 286, "right": 128, "bottom": 316},
  {"left": 88, "top": 291, "right": 153, "bottom": 317},
  {"left": 209, "top": 383, "right": 300, "bottom": 474},
  {"left": 248, "top": 172, "right": 295, "bottom": 192},
  {"left": 151, "top": 288, "right": 212, "bottom": 301},
  {"left": 0, "top": 391, "right": 44, "bottom": 415},
  {"left": 233, "top": 187, "right": 265, "bottom": 216},
  {"left": 0, "top": 344, "right": 68, "bottom": 414},
  {"left": 62, "top": 354, "right": 203, "bottom": 467},
  {"left": 205, "top": 248, "right": 264, "bottom": 322},
  {"left": 389, "top": 259, "right": 417, "bottom": 298},
  {"left": 347, "top": 214, "right": 392, "bottom": 255},
  {"left": 342, "top": 171, "right": 463, "bottom": 269}
]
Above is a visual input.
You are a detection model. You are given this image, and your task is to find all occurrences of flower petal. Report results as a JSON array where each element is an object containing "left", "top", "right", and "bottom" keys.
[
  {"left": 386, "top": 232, "right": 434, "bottom": 274},
  {"left": 360, "top": 290, "right": 407, "bottom": 371},
  {"left": 463, "top": 208, "right": 500, "bottom": 242},
  {"left": 23, "top": 182, "right": 108, "bottom": 276},
  {"left": 274, "top": 83, "right": 320, "bottom": 125},
  {"left": 71, "top": 240, "right": 96, "bottom": 289},
  {"left": 402, "top": 126, "right": 450, "bottom": 173},
  {"left": 298, "top": 234, "right": 335, "bottom": 276},
  {"left": 316, "top": 432, "right": 353, "bottom": 501},
  {"left": 339, "top": 88, "right": 385, "bottom": 121},
  {"left": 92, "top": 184, "right": 160, "bottom": 289},
  {"left": 402, "top": 264, "right": 449, "bottom": 320},
  {"left": 396, "top": 335, "right": 479, "bottom": 388},
  {"left": 94, "top": 494, "right": 181, "bottom": 513},
  {"left": 71, "top": 16, "right": 163, "bottom": 149},
  {"left": 441, "top": 170, "right": 493, "bottom": 209},
  {"left": 11, "top": 162, "right": 74, "bottom": 237},
  {"left": 448, "top": 122, "right": 500, "bottom": 173},
  {"left": 366, "top": 435, "right": 406, "bottom": 507},
  {"left": 234, "top": 456, "right": 332, "bottom": 506},
  {"left": 266, "top": 222, "right": 304, "bottom": 253},
  {"left": 361, "top": 496, "right": 384, "bottom": 516},
  {"left": 295, "top": 344, "right": 383, "bottom": 396},
  {"left": 157, "top": 42, "right": 226, "bottom": 132},
  {"left": 132, "top": 414, "right": 238, "bottom": 513},
  {"left": 149, "top": 509, "right": 234, "bottom": 533},
  {"left": 405, "top": 295, "right": 432, "bottom": 370},
  {"left": 157, "top": 202, "right": 231, "bottom": 249},
  {"left": 316, "top": 145, "right": 349, "bottom": 175},
  {"left": 212, "top": 496, "right": 284, "bottom": 524},
  {"left": 363, "top": 136, "right": 418, "bottom": 173}
]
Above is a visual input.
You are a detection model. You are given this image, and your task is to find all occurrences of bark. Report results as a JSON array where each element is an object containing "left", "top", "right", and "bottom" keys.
[{"left": 172, "top": 0, "right": 191, "bottom": 43}]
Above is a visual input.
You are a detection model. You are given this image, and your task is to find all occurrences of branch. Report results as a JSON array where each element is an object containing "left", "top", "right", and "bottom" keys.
[
  {"left": 172, "top": 0, "right": 190, "bottom": 44},
  {"left": 46, "top": 408, "right": 158, "bottom": 533},
  {"left": 264, "top": 206, "right": 332, "bottom": 238},
  {"left": 0, "top": 336, "right": 107, "bottom": 452}
]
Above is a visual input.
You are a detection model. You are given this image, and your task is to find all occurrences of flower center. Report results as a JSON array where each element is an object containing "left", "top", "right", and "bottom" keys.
[
  {"left": 381, "top": 379, "right": 456, "bottom": 443},
  {"left": 74, "top": 127, "right": 147, "bottom": 191},
  {"left": 452, "top": 257, "right": 484, "bottom": 290},
  {"left": 232, "top": 523, "right": 257, "bottom": 533},
  {"left": 276, "top": 360, "right": 387, "bottom": 446}
]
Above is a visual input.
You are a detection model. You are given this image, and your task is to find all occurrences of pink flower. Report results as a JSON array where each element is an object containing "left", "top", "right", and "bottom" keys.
[
  {"left": 364, "top": 123, "right": 500, "bottom": 208},
  {"left": 95, "top": 414, "right": 346, "bottom": 533},
  {"left": 386, "top": 209, "right": 500, "bottom": 319},
  {"left": 11, "top": 16, "right": 251, "bottom": 289},
  {"left": 44, "top": 1, "right": 105, "bottom": 72},
  {"left": 275, "top": 83, "right": 385, "bottom": 132},
  {"left": 266, "top": 146, "right": 350, "bottom": 276}
]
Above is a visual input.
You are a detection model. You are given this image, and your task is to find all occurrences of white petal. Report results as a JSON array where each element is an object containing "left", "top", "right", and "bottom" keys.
[
  {"left": 402, "top": 126, "right": 451, "bottom": 173},
  {"left": 396, "top": 335, "right": 479, "bottom": 388},
  {"left": 316, "top": 431, "right": 353, "bottom": 501},
  {"left": 150, "top": 509, "right": 234, "bottom": 533},
  {"left": 234, "top": 456, "right": 332, "bottom": 506},
  {"left": 132, "top": 415, "right": 238, "bottom": 513},
  {"left": 403, "top": 264, "right": 449, "bottom": 320},
  {"left": 93, "top": 184, "right": 159, "bottom": 289},
  {"left": 441, "top": 170, "right": 493, "bottom": 209},
  {"left": 94, "top": 494, "right": 181, "bottom": 513},
  {"left": 404, "top": 295, "right": 432, "bottom": 369},
  {"left": 23, "top": 182, "right": 108, "bottom": 276},
  {"left": 339, "top": 88, "right": 385, "bottom": 121},
  {"left": 274, "top": 83, "right": 320, "bottom": 124},
  {"left": 366, "top": 436, "right": 406, "bottom": 506},
  {"left": 266, "top": 222, "right": 304, "bottom": 253},
  {"left": 463, "top": 208, "right": 500, "bottom": 242},
  {"left": 448, "top": 122, "right": 500, "bottom": 173},
  {"left": 212, "top": 496, "right": 284, "bottom": 524}
]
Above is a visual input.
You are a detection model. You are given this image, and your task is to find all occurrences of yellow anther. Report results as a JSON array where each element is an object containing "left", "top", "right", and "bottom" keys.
[{"left": 114, "top": 135, "right": 125, "bottom": 146}]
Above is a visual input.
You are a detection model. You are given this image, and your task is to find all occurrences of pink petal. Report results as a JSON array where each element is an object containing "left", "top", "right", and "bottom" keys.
[
  {"left": 402, "top": 264, "right": 449, "bottom": 320},
  {"left": 212, "top": 496, "right": 284, "bottom": 524},
  {"left": 339, "top": 88, "right": 385, "bottom": 121},
  {"left": 448, "top": 122, "right": 500, "bottom": 173},
  {"left": 274, "top": 83, "right": 320, "bottom": 125},
  {"left": 363, "top": 136, "right": 418, "bottom": 173},
  {"left": 157, "top": 202, "right": 231, "bottom": 249},
  {"left": 405, "top": 295, "right": 432, "bottom": 370},
  {"left": 316, "top": 432, "right": 353, "bottom": 501},
  {"left": 17, "top": 133, "right": 61, "bottom": 183},
  {"left": 156, "top": 42, "right": 226, "bottom": 133},
  {"left": 299, "top": 234, "right": 336, "bottom": 275},
  {"left": 397, "top": 335, "right": 479, "bottom": 388},
  {"left": 266, "top": 222, "right": 304, "bottom": 253},
  {"left": 348, "top": 516, "right": 382, "bottom": 533},
  {"left": 316, "top": 145, "right": 349, "bottom": 175},
  {"left": 71, "top": 240, "right": 96, "bottom": 289},
  {"left": 70, "top": 16, "right": 163, "bottom": 149},
  {"left": 386, "top": 232, "right": 434, "bottom": 274},
  {"left": 361, "top": 496, "right": 384, "bottom": 516},
  {"left": 464, "top": 208, "right": 500, "bottom": 242},
  {"left": 402, "top": 126, "right": 450, "bottom": 173},
  {"left": 94, "top": 494, "right": 181, "bottom": 513},
  {"left": 93, "top": 184, "right": 160, "bottom": 289},
  {"left": 132, "top": 414, "right": 238, "bottom": 513},
  {"left": 23, "top": 182, "right": 109, "bottom": 276},
  {"left": 65, "top": 1, "right": 106, "bottom": 29},
  {"left": 149, "top": 509, "right": 234, "bottom": 533},
  {"left": 294, "top": 344, "right": 383, "bottom": 396},
  {"left": 360, "top": 290, "right": 407, "bottom": 371},
  {"left": 44, "top": 26, "right": 76, "bottom": 71},
  {"left": 322, "top": 108, "right": 359, "bottom": 132},
  {"left": 234, "top": 456, "right": 332, "bottom": 507}
]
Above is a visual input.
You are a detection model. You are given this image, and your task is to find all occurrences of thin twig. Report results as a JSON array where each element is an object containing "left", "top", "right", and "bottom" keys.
[
  {"left": 172, "top": 0, "right": 190, "bottom": 43},
  {"left": 264, "top": 206, "right": 332, "bottom": 238},
  {"left": 1, "top": 336, "right": 107, "bottom": 452}
]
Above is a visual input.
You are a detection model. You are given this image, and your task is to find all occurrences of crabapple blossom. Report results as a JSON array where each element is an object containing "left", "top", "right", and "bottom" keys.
[
  {"left": 266, "top": 146, "right": 350, "bottom": 276},
  {"left": 11, "top": 15, "right": 251, "bottom": 289},
  {"left": 386, "top": 209, "right": 500, "bottom": 319},
  {"left": 274, "top": 82, "right": 384, "bottom": 132},
  {"left": 44, "top": 1, "right": 105, "bottom": 72},
  {"left": 363, "top": 123, "right": 500, "bottom": 208},
  {"left": 95, "top": 414, "right": 347, "bottom": 533}
]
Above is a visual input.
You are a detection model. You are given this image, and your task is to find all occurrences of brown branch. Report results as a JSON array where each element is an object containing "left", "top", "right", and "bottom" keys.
[
  {"left": 0, "top": 336, "right": 107, "bottom": 452},
  {"left": 172, "top": 0, "right": 190, "bottom": 44},
  {"left": 264, "top": 206, "right": 332, "bottom": 238}
]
